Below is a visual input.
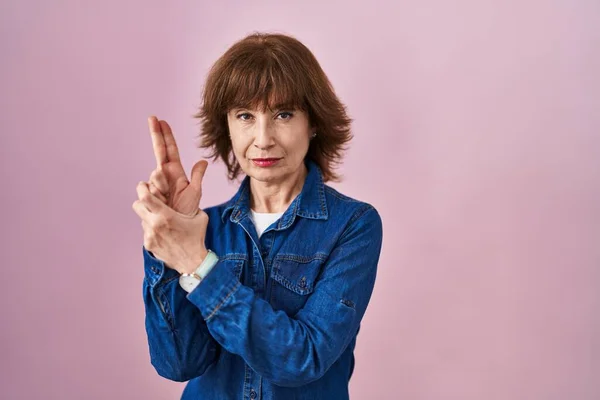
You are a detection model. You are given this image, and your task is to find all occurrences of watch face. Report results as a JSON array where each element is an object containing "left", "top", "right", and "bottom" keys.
[{"left": 179, "top": 275, "right": 200, "bottom": 293}]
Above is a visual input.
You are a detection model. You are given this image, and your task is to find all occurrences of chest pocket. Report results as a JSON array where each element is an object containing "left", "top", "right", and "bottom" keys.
[{"left": 269, "top": 254, "right": 326, "bottom": 316}]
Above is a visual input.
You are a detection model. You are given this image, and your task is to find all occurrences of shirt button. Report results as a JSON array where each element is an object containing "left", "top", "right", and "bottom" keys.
[
  {"left": 299, "top": 276, "right": 307, "bottom": 288},
  {"left": 250, "top": 389, "right": 257, "bottom": 399}
]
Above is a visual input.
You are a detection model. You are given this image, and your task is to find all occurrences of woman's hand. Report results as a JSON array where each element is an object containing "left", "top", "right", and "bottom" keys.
[
  {"left": 132, "top": 181, "right": 210, "bottom": 274},
  {"left": 147, "top": 116, "right": 208, "bottom": 216}
]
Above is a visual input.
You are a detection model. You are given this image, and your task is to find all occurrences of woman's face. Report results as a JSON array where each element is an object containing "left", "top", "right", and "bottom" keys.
[{"left": 227, "top": 106, "right": 313, "bottom": 184}]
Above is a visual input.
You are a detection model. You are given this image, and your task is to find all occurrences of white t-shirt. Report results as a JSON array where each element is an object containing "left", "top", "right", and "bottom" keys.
[{"left": 249, "top": 210, "right": 284, "bottom": 238}]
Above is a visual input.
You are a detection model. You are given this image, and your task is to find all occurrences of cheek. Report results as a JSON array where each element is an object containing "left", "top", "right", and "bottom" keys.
[
  {"left": 286, "top": 135, "right": 310, "bottom": 155},
  {"left": 230, "top": 136, "right": 251, "bottom": 160}
]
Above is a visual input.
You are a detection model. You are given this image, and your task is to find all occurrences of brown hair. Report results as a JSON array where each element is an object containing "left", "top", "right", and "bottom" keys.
[{"left": 194, "top": 32, "right": 353, "bottom": 182}]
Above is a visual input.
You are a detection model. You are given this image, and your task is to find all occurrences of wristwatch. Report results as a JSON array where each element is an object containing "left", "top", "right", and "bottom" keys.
[{"left": 178, "top": 250, "right": 219, "bottom": 293}]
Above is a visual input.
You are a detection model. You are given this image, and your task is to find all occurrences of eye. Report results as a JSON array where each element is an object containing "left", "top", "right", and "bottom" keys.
[
  {"left": 236, "top": 112, "right": 253, "bottom": 121},
  {"left": 277, "top": 111, "right": 294, "bottom": 120}
]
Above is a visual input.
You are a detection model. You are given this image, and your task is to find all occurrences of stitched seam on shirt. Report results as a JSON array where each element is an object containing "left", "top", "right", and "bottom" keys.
[
  {"left": 337, "top": 205, "right": 374, "bottom": 245},
  {"left": 318, "top": 173, "right": 327, "bottom": 215},
  {"left": 205, "top": 281, "right": 241, "bottom": 322},
  {"left": 273, "top": 253, "right": 328, "bottom": 263},
  {"left": 220, "top": 253, "right": 248, "bottom": 261},
  {"left": 143, "top": 276, "right": 155, "bottom": 288},
  {"left": 324, "top": 185, "right": 358, "bottom": 202},
  {"left": 153, "top": 274, "right": 179, "bottom": 292}
]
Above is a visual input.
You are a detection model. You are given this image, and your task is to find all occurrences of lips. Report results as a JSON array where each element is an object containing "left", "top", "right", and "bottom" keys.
[{"left": 251, "top": 158, "right": 281, "bottom": 167}]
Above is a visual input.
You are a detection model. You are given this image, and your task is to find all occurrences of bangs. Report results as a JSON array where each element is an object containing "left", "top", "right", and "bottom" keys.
[
  {"left": 197, "top": 32, "right": 352, "bottom": 183},
  {"left": 218, "top": 53, "right": 308, "bottom": 113}
]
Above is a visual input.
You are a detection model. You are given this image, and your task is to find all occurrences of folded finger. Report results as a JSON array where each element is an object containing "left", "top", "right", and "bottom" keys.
[
  {"left": 132, "top": 199, "right": 151, "bottom": 220},
  {"left": 149, "top": 169, "right": 169, "bottom": 195},
  {"left": 136, "top": 181, "right": 162, "bottom": 213},
  {"left": 149, "top": 182, "right": 168, "bottom": 204}
]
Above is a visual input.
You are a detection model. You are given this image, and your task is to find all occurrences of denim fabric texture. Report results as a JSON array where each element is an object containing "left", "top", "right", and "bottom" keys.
[{"left": 142, "top": 158, "right": 383, "bottom": 400}]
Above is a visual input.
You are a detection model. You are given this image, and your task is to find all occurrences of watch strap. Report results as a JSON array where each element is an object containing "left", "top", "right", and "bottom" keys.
[{"left": 196, "top": 250, "right": 219, "bottom": 279}]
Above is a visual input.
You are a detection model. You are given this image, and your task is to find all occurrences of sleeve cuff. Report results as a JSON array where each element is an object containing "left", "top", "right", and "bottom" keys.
[
  {"left": 186, "top": 258, "right": 241, "bottom": 320},
  {"left": 142, "top": 245, "right": 178, "bottom": 287}
]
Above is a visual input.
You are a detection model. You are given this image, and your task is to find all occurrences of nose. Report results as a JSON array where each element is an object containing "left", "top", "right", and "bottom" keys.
[{"left": 253, "top": 117, "right": 275, "bottom": 150}]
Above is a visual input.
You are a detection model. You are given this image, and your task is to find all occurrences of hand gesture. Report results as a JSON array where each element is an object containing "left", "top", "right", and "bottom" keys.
[
  {"left": 147, "top": 116, "right": 208, "bottom": 216},
  {"left": 132, "top": 181, "right": 209, "bottom": 274}
]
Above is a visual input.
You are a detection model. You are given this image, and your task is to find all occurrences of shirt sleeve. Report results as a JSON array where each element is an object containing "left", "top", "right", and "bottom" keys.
[
  {"left": 186, "top": 205, "right": 383, "bottom": 387},
  {"left": 142, "top": 246, "right": 221, "bottom": 382}
]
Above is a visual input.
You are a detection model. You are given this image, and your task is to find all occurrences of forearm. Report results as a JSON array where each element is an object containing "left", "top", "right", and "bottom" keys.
[
  {"left": 186, "top": 262, "right": 357, "bottom": 387},
  {"left": 142, "top": 246, "right": 220, "bottom": 382}
]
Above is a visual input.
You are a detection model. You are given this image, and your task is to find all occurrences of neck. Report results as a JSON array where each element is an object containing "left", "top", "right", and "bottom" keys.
[{"left": 249, "top": 163, "right": 308, "bottom": 213}]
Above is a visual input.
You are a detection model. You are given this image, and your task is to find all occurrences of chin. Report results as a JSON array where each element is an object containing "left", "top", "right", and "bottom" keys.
[{"left": 249, "top": 168, "right": 282, "bottom": 181}]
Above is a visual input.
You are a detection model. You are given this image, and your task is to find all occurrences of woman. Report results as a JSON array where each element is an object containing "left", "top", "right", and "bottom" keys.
[{"left": 132, "top": 32, "right": 383, "bottom": 400}]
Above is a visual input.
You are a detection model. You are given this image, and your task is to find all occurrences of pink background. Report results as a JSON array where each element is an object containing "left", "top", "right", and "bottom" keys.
[{"left": 2, "top": 1, "right": 599, "bottom": 399}]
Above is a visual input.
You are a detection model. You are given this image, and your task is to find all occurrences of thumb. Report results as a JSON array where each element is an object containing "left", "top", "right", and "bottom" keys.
[{"left": 190, "top": 160, "right": 208, "bottom": 193}]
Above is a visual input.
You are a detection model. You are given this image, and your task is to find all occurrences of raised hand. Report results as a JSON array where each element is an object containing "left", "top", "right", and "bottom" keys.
[
  {"left": 147, "top": 116, "right": 208, "bottom": 216},
  {"left": 132, "top": 181, "right": 209, "bottom": 274}
]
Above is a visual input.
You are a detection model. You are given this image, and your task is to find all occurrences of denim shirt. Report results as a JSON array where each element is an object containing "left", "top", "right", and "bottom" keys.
[{"left": 142, "top": 158, "right": 383, "bottom": 400}]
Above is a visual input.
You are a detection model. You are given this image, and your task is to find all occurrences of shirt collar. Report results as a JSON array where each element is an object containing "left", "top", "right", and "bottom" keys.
[{"left": 220, "top": 158, "right": 329, "bottom": 227}]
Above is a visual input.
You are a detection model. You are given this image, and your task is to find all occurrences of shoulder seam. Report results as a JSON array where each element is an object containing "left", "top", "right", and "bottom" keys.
[
  {"left": 323, "top": 185, "right": 360, "bottom": 203},
  {"left": 336, "top": 204, "right": 377, "bottom": 245}
]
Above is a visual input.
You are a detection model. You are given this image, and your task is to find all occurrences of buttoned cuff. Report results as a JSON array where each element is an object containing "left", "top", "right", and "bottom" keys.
[
  {"left": 186, "top": 258, "right": 241, "bottom": 321},
  {"left": 142, "top": 245, "right": 178, "bottom": 288}
]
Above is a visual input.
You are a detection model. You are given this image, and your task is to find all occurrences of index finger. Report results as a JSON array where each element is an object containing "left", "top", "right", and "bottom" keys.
[{"left": 148, "top": 116, "right": 167, "bottom": 166}]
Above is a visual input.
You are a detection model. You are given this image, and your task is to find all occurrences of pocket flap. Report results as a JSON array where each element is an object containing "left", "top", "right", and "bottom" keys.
[{"left": 271, "top": 255, "right": 325, "bottom": 295}]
